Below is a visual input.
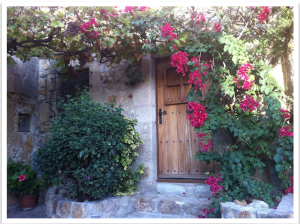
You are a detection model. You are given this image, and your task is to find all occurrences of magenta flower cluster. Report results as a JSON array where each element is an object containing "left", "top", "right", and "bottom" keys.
[
  {"left": 212, "top": 23, "right": 222, "bottom": 33},
  {"left": 258, "top": 6, "right": 270, "bottom": 23},
  {"left": 80, "top": 18, "right": 99, "bottom": 39},
  {"left": 171, "top": 51, "right": 189, "bottom": 76},
  {"left": 280, "top": 109, "right": 291, "bottom": 119},
  {"left": 239, "top": 95, "right": 259, "bottom": 112},
  {"left": 205, "top": 174, "right": 223, "bottom": 195},
  {"left": 160, "top": 22, "right": 177, "bottom": 41},
  {"left": 186, "top": 101, "right": 207, "bottom": 128},
  {"left": 279, "top": 126, "right": 293, "bottom": 137},
  {"left": 234, "top": 63, "right": 254, "bottom": 90},
  {"left": 200, "top": 141, "right": 212, "bottom": 153}
]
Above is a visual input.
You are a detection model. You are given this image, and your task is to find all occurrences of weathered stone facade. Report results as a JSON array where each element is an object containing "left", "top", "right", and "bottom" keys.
[
  {"left": 45, "top": 186, "right": 213, "bottom": 218},
  {"left": 220, "top": 193, "right": 294, "bottom": 218}
]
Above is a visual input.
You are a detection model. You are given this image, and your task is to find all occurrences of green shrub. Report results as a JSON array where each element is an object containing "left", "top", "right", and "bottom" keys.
[{"left": 34, "top": 90, "right": 144, "bottom": 201}]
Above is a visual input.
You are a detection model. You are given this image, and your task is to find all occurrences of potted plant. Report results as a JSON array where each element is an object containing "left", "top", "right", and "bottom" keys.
[{"left": 7, "top": 158, "right": 44, "bottom": 210}]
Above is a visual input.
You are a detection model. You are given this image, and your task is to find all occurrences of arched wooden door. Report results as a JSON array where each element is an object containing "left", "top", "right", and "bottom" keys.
[{"left": 156, "top": 57, "right": 214, "bottom": 180}]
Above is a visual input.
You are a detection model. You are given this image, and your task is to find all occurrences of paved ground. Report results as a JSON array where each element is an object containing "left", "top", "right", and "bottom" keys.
[{"left": 7, "top": 204, "right": 47, "bottom": 218}]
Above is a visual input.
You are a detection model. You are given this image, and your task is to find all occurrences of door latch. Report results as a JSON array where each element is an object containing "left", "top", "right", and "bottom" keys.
[{"left": 159, "top": 108, "right": 167, "bottom": 124}]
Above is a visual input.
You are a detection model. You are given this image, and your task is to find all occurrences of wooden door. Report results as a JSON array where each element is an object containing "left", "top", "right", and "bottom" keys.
[{"left": 156, "top": 57, "right": 214, "bottom": 180}]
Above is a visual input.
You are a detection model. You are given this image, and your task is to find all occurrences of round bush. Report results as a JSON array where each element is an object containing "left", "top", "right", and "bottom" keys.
[{"left": 34, "top": 90, "right": 144, "bottom": 201}]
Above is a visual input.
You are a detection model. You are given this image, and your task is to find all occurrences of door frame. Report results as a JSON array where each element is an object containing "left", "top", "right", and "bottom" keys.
[{"left": 155, "top": 57, "right": 212, "bottom": 183}]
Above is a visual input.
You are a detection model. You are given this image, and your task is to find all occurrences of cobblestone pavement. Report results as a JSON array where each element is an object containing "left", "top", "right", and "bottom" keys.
[{"left": 7, "top": 204, "right": 46, "bottom": 218}]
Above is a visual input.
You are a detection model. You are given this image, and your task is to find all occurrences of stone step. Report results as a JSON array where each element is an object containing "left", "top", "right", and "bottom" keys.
[
  {"left": 46, "top": 187, "right": 214, "bottom": 218},
  {"left": 120, "top": 212, "right": 196, "bottom": 218}
]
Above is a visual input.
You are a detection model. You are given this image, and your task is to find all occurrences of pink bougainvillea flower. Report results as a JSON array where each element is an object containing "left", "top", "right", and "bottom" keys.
[
  {"left": 160, "top": 22, "right": 177, "bottom": 41},
  {"left": 205, "top": 174, "right": 223, "bottom": 195},
  {"left": 219, "top": 85, "right": 222, "bottom": 90},
  {"left": 186, "top": 101, "right": 207, "bottom": 128},
  {"left": 280, "top": 109, "right": 291, "bottom": 119},
  {"left": 200, "top": 141, "right": 212, "bottom": 153},
  {"left": 140, "top": 6, "right": 148, "bottom": 11},
  {"left": 188, "top": 71, "right": 205, "bottom": 91},
  {"left": 279, "top": 126, "right": 293, "bottom": 137},
  {"left": 173, "top": 45, "right": 177, "bottom": 50},
  {"left": 196, "top": 133, "right": 206, "bottom": 138},
  {"left": 86, "top": 175, "right": 90, "bottom": 179},
  {"left": 285, "top": 170, "right": 289, "bottom": 175},
  {"left": 171, "top": 51, "right": 189, "bottom": 76},
  {"left": 239, "top": 95, "right": 259, "bottom": 112},
  {"left": 124, "top": 6, "right": 134, "bottom": 13},
  {"left": 209, "top": 207, "right": 215, "bottom": 212},
  {"left": 18, "top": 174, "right": 26, "bottom": 182},
  {"left": 258, "top": 6, "right": 270, "bottom": 23},
  {"left": 200, "top": 13, "right": 206, "bottom": 22},
  {"left": 212, "top": 23, "right": 222, "bottom": 33}
]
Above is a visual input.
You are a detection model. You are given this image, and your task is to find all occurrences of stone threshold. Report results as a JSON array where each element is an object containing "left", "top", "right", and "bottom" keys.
[{"left": 46, "top": 186, "right": 213, "bottom": 218}]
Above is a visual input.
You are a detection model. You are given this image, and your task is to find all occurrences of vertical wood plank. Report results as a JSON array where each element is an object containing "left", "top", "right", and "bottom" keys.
[
  {"left": 157, "top": 59, "right": 165, "bottom": 175},
  {"left": 168, "top": 105, "right": 179, "bottom": 174}
]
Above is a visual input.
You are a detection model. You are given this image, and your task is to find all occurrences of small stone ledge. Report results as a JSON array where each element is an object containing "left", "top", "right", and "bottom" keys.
[
  {"left": 220, "top": 193, "right": 294, "bottom": 218},
  {"left": 46, "top": 187, "right": 213, "bottom": 218}
]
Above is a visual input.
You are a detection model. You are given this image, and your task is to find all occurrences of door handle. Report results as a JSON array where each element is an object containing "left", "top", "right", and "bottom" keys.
[{"left": 159, "top": 108, "right": 167, "bottom": 124}]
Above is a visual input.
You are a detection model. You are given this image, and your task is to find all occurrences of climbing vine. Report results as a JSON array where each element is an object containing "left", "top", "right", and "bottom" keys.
[{"left": 7, "top": 6, "right": 294, "bottom": 217}]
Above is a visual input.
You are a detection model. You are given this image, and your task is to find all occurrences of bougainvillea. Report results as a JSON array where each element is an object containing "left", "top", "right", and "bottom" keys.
[
  {"left": 278, "top": 126, "right": 293, "bottom": 137},
  {"left": 212, "top": 23, "right": 222, "bottom": 32},
  {"left": 258, "top": 6, "right": 271, "bottom": 23},
  {"left": 171, "top": 51, "right": 189, "bottom": 76},
  {"left": 234, "top": 63, "right": 254, "bottom": 89},
  {"left": 205, "top": 174, "right": 223, "bottom": 195},
  {"left": 188, "top": 70, "right": 205, "bottom": 91},
  {"left": 239, "top": 95, "right": 259, "bottom": 112},
  {"left": 285, "top": 176, "right": 293, "bottom": 194},
  {"left": 160, "top": 22, "right": 177, "bottom": 41},
  {"left": 280, "top": 109, "right": 291, "bottom": 119},
  {"left": 80, "top": 18, "right": 99, "bottom": 39},
  {"left": 186, "top": 101, "right": 207, "bottom": 128},
  {"left": 200, "top": 141, "right": 212, "bottom": 153}
]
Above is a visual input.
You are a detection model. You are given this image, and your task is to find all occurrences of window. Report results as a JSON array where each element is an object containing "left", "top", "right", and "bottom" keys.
[
  {"left": 18, "top": 114, "right": 30, "bottom": 132},
  {"left": 46, "top": 68, "right": 92, "bottom": 117}
]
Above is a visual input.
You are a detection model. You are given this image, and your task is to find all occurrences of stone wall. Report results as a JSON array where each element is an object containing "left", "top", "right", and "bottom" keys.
[{"left": 85, "top": 55, "right": 157, "bottom": 191}]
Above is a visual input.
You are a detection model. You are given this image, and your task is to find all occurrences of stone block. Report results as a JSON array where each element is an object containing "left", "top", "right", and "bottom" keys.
[
  {"left": 133, "top": 89, "right": 151, "bottom": 106},
  {"left": 39, "top": 102, "right": 50, "bottom": 122},
  {"left": 194, "top": 184, "right": 212, "bottom": 197},
  {"left": 237, "top": 210, "right": 253, "bottom": 218},
  {"left": 39, "top": 78, "right": 46, "bottom": 88},
  {"left": 44, "top": 62, "right": 50, "bottom": 70},
  {"left": 7, "top": 133, "right": 22, "bottom": 146},
  {"left": 72, "top": 203, "right": 89, "bottom": 218},
  {"left": 59, "top": 201, "right": 71, "bottom": 217},
  {"left": 246, "top": 200, "right": 269, "bottom": 209},
  {"left": 38, "top": 95, "right": 46, "bottom": 101},
  {"left": 157, "top": 183, "right": 186, "bottom": 194},
  {"left": 89, "top": 202, "right": 104, "bottom": 215},
  {"left": 101, "top": 199, "right": 119, "bottom": 213},
  {"left": 158, "top": 199, "right": 181, "bottom": 215},
  {"left": 135, "top": 106, "right": 155, "bottom": 123},
  {"left": 277, "top": 193, "right": 293, "bottom": 214},
  {"left": 133, "top": 197, "right": 156, "bottom": 212},
  {"left": 38, "top": 89, "right": 46, "bottom": 95},
  {"left": 234, "top": 199, "right": 247, "bottom": 207}
]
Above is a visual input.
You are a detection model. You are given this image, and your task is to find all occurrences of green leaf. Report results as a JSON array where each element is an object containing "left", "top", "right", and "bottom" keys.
[
  {"left": 275, "top": 164, "right": 282, "bottom": 172},
  {"left": 232, "top": 56, "right": 237, "bottom": 64},
  {"left": 276, "top": 147, "right": 283, "bottom": 154},
  {"left": 224, "top": 45, "right": 229, "bottom": 52},
  {"left": 79, "top": 150, "right": 84, "bottom": 158},
  {"left": 51, "top": 20, "right": 59, "bottom": 28},
  {"left": 274, "top": 154, "right": 283, "bottom": 163}
]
